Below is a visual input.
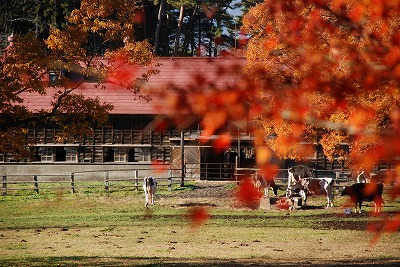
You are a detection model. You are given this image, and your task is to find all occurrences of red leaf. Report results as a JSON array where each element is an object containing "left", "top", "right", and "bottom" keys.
[
  {"left": 151, "top": 160, "right": 168, "bottom": 174},
  {"left": 186, "top": 206, "right": 210, "bottom": 229},
  {"left": 276, "top": 198, "right": 290, "bottom": 211},
  {"left": 134, "top": 10, "right": 144, "bottom": 24},
  {"left": 259, "top": 163, "right": 279, "bottom": 180},
  {"left": 213, "top": 133, "right": 231, "bottom": 154},
  {"left": 235, "top": 177, "right": 261, "bottom": 209}
]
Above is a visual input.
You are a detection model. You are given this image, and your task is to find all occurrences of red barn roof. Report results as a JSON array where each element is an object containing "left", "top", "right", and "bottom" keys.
[{"left": 21, "top": 57, "right": 246, "bottom": 115}]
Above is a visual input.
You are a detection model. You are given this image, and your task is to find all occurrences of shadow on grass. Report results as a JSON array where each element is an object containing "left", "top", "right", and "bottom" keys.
[{"left": 1, "top": 257, "right": 400, "bottom": 267}]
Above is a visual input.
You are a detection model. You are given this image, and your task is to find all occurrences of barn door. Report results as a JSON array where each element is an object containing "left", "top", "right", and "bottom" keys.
[
  {"left": 171, "top": 146, "right": 200, "bottom": 180},
  {"left": 185, "top": 147, "right": 200, "bottom": 180}
]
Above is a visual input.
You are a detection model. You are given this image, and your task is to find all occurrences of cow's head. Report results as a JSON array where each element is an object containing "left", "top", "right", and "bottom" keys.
[
  {"left": 144, "top": 176, "right": 155, "bottom": 186},
  {"left": 340, "top": 186, "right": 349, "bottom": 196}
]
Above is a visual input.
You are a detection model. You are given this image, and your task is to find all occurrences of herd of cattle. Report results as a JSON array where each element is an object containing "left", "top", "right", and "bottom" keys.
[
  {"left": 254, "top": 165, "right": 385, "bottom": 213},
  {"left": 143, "top": 165, "right": 385, "bottom": 213}
]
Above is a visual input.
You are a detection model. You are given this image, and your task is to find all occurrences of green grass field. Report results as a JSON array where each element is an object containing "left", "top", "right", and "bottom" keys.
[{"left": 1, "top": 181, "right": 400, "bottom": 267}]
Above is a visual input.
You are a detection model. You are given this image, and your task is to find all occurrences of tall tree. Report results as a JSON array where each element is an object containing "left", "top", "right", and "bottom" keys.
[
  {"left": 152, "top": 0, "right": 238, "bottom": 56},
  {"left": 0, "top": 0, "right": 81, "bottom": 40},
  {"left": 173, "top": 5, "right": 184, "bottom": 56},
  {"left": 242, "top": 0, "right": 400, "bottom": 238},
  {"left": 0, "top": 0, "right": 154, "bottom": 158},
  {"left": 241, "top": 1, "right": 400, "bottom": 168},
  {"left": 153, "top": 0, "right": 166, "bottom": 55}
]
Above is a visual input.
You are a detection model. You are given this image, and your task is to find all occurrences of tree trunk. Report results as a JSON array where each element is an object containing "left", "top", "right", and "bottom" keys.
[
  {"left": 173, "top": 5, "right": 184, "bottom": 57},
  {"left": 154, "top": 0, "right": 166, "bottom": 55},
  {"left": 197, "top": 17, "right": 201, "bottom": 56},
  {"left": 182, "top": 6, "right": 198, "bottom": 56}
]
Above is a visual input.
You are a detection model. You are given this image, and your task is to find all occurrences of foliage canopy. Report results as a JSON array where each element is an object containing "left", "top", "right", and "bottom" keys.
[{"left": 0, "top": 0, "right": 153, "bottom": 158}]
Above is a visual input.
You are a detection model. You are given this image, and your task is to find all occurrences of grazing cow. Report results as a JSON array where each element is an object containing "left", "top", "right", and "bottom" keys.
[
  {"left": 299, "top": 178, "right": 334, "bottom": 208},
  {"left": 340, "top": 182, "right": 384, "bottom": 213},
  {"left": 253, "top": 173, "right": 281, "bottom": 197},
  {"left": 143, "top": 176, "right": 157, "bottom": 207},
  {"left": 286, "top": 165, "right": 315, "bottom": 196}
]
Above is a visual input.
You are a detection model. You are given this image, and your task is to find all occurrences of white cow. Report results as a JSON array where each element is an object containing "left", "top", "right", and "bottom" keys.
[{"left": 143, "top": 176, "right": 157, "bottom": 207}]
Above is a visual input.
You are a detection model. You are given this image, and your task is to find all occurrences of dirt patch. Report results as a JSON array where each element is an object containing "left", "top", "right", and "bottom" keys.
[
  {"left": 165, "top": 181, "right": 235, "bottom": 199},
  {"left": 164, "top": 180, "right": 394, "bottom": 232}
]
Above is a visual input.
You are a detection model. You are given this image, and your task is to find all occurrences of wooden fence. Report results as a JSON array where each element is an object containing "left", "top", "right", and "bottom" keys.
[
  {"left": 1, "top": 165, "right": 355, "bottom": 196},
  {"left": 1, "top": 168, "right": 185, "bottom": 196}
]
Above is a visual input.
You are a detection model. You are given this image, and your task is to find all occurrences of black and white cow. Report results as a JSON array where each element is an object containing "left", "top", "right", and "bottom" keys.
[
  {"left": 341, "top": 182, "right": 384, "bottom": 213},
  {"left": 143, "top": 176, "right": 157, "bottom": 207},
  {"left": 299, "top": 178, "right": 334, "bottom": 208},
  {"left": 253, "top": 173, "right": 281, "bottom": 197}
]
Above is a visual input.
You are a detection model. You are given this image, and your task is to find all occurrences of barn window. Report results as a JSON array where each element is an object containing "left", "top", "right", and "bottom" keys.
[
  {"left": 65, "top": 147, "right": 78, "bottom": 162},
  {"left": 114, "top": 148, "right": 126, "bottom": 162},
  {"left": 49, "top": 71, "right": 59, "bottom": 85},
  {"left": 135, "top": 147, "right": 151, "bottom": 162},
  {"left": 41, "top": 147, "right": 53, "bottom": 162}
]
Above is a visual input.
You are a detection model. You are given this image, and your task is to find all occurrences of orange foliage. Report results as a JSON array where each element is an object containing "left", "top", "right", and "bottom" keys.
[{"left": 159, "top": 1, "right": 400, "bottom": 236}]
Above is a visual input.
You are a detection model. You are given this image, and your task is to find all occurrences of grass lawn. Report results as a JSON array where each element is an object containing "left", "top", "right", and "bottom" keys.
[{"left": 0, "top": 181, "right": 399, "bottom": 266}]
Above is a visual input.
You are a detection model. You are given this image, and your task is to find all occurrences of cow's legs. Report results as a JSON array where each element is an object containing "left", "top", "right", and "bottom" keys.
[
  {"left": 300, "top": 190, "right": 307, "bottom": 207},
  {"left": 356, "top": 202, "right": 363, "bottom": 213},
  {"left": 145, "top": 192, "right": 149, "bottom": 207},
  {"left": 326, "top": 191, "right": 334, "bottom": 208},
  {"left": 374, "top": 202, "right": 382, "bottom": 213}
]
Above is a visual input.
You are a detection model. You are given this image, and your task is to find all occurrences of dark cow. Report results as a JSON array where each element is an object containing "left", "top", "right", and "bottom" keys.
[{"left": 341, "top": 183, "right": 384, "bottom": 213}]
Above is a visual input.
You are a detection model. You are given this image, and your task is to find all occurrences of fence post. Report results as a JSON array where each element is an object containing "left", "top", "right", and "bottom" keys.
[
  {"left": 104, "top": 171, "right": 109, "bottom": 193},
  {"left": 33, "top": 175, "right": 39, "bottom": 194},
  {"left": 70, "top": 173, "right": 75, "bottom": 194},
  {"left": 235, "top": 156, "right": 239, "bottom": 184},
  {"left": 134, "top": 170, "right": 138, "bottom": 191},
  {"left": 168, "top": 172, "right": 172, "bottom": 192},
  {"left": 180, "top": 131, "right": 185, "bottom": 187},
  {"left": 2, "top": 175, "right": 7, "bottom": 196}
]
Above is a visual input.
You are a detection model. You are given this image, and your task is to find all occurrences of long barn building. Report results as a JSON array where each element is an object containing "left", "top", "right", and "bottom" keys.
[{"left": 1, "top": 56, "right": 363, "bottom": 181}]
